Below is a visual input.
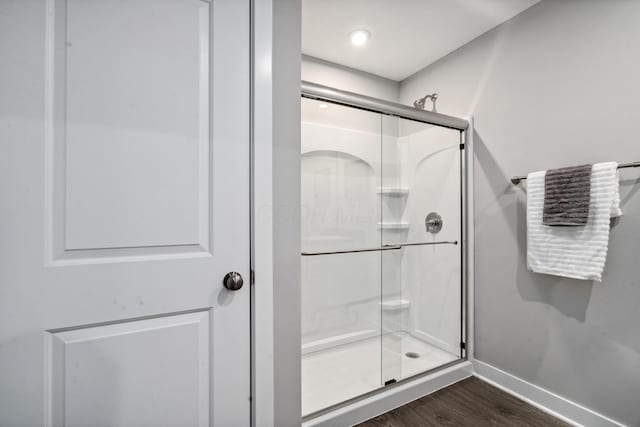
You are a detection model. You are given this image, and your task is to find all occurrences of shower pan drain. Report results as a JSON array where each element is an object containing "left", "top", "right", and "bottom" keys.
[{"left": 405, "top": 352, "right": 420, "bottom": 359}]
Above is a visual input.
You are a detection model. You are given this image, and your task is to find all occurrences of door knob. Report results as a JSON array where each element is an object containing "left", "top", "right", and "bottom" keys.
[{"left": 223, "top": 272, "right": 244, "bottom": 291}]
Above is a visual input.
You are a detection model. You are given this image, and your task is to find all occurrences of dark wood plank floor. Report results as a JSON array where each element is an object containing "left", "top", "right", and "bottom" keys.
[{"left": 357, "top": 377, "right": 569, "bottom": 427}]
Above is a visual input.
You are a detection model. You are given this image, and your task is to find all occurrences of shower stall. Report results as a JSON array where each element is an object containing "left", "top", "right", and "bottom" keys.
[{"left": 300, "top": 82, "right": 473, "bottom": 418}]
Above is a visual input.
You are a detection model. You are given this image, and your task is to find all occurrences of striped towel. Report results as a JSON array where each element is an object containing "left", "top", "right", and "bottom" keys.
[
  {"left": 527, "top": 162, "right": 621, "bottom": 281},
  {"left": 543, "top": 164, "right": 592, "bottom": 226}
]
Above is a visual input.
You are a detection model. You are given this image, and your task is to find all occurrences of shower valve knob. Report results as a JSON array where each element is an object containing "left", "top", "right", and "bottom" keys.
[
  {"left": 425, "top": 212, "right": 443, "bottom": 234},
  {"left": 223, "top": 272, "right": 244, "bottom": 291}
]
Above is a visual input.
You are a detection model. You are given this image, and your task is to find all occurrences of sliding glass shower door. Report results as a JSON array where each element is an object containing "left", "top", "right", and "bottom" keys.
[
  {"left": 301, "top": 98, "right": 384, "bottom": 415},
  {"left": 301, "top": 96, "right": 465, "bottom": 416},
  {"left": 380, "top": 116, "right": 463, "bottom": 386}
]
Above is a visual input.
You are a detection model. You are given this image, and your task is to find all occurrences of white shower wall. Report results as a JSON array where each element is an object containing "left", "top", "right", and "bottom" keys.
[
  {"left": 301, "top": 109, "right": 462, "bottom": 357},
  {"left": 301, "top": 119, "right": 383, "bottom": 348},
  {"left": 399, "top": 124, "right": 462, "bottom": 356}
]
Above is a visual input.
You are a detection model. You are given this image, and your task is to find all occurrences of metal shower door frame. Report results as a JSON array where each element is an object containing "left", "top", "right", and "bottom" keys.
[{"left": 300, "top": 81, "right": 475, "bottom": 420}]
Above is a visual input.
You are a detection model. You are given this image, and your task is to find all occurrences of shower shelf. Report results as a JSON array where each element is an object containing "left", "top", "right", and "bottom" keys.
[
  {"left": 379, "top": 299, "right": 411, "bottom": 311},
  {"left": 376, "top": 187, "right": 409, "bottom": 196},
  {"left": 378, "top": 222, "right": 410, "bottom": 230}
]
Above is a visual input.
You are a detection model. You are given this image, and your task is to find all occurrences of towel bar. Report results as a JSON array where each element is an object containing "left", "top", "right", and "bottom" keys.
[{"left": 510, "top": 161, "right": 640, "bottom": 184}]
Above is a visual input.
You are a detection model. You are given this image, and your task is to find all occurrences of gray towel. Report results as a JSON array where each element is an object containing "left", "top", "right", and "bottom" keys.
[{"left": 543, "top": 164, "right": 592, "bottom": 226}]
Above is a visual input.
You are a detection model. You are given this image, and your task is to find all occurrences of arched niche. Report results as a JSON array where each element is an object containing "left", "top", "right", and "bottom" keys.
[{"left": 301, "top": 149, "right": 379, "bottom": 252}]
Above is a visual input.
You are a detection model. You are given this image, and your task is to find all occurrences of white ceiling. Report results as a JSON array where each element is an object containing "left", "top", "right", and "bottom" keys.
[{"left": 302, "top": 0, "right": 541, "bottom": 81}]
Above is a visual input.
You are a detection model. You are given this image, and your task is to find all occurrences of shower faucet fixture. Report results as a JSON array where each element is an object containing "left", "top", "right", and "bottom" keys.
[
  {"left": 413, "top": 93, "right": 438, "bottom": 112},
  {"left": 425, "top": 212, "right": 443, "bottom": 234}
]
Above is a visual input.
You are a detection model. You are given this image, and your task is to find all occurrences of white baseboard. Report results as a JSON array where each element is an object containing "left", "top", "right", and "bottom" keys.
[
  {"left": 303, "top": 361, "right": 472, "bottom": 427},
  {"left": 473, "top": 360, "right": 625, "bottom": 427}
]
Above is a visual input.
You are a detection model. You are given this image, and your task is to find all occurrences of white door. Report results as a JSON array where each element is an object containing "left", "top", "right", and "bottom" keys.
[{"left": 0, "top": 0, "right": 250, "bottom": 426}]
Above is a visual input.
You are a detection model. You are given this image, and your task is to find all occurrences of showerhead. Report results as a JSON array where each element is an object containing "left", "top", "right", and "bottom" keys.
[{"left": 413, "top": 93, "right": 438, "bottom": 112}]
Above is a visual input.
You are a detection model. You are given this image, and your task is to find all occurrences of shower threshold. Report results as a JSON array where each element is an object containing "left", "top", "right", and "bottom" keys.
[{"left": 301, "top": 331, "right": 458, "bottom": 416}]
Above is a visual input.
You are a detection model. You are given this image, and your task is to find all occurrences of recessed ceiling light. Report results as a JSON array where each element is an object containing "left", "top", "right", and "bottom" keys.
[
  {"left": 349, "top": 29, "right": 370, "bottom": 46},
  {"left": 318, "top": 102, "right": 329, "bottom": 109}
]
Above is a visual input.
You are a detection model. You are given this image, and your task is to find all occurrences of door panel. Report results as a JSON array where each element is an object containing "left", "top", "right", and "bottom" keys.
[
  {"left": 47, "top": 310, "right": 210, "bottom": 427},
  {"left": 0, "top": 0, "right": 250, "bottom": 426},
  {"left": 61, "top": 0, "right": 209, "bottom": 251}
]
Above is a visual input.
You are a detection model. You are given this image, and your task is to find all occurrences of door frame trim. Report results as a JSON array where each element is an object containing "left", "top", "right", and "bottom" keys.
[
  {"left": 251, "top": 1, "right": 303, "bottom": 425},
  {"left": 251, "top": 0, "right": 274, "bottom": 425}
]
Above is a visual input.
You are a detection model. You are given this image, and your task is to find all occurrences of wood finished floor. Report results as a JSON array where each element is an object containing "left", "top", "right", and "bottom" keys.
[{"left": 356, "top": 377, "right": 569, "bottom": 427}]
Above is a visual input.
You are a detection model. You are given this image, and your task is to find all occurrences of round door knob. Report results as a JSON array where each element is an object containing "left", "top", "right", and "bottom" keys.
[{"left": 223, "top": 272, "right": 244, "bottom": 291}]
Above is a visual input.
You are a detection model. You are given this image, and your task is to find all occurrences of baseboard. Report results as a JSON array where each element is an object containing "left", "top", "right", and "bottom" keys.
[
  {"left": 473, "top": 360, "right": 625, "bottom": 427},
  {"left": 303, "top": 360, "right": 472, "bottom": 427}
]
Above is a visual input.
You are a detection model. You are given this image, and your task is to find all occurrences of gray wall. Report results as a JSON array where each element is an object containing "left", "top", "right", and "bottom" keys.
[
  {"left": 400, "top": 1, "right": 640, "bottom": 425},
  {"left": 273, "top": 0, "right": 302, "bottom": 425},
  {"left": 302, "top": 55, "right": 400, "bottom": 102}
]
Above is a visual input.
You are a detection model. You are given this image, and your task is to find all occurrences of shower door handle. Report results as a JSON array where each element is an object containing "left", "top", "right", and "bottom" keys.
[{"left": 223, "top": 272, "right": 244, "bottom": 291}]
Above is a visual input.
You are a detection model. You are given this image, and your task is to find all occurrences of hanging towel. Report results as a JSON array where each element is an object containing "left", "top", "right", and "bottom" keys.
[
  {"left": 527, "top": 162, "right": 621, "bottom": 281},
  {"left": 543, "top": 164, "right": 592, "bottom": 226}
]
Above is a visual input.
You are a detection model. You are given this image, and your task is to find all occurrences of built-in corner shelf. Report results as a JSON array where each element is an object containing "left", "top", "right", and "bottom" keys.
[
  {"left": 378, "top": 222, "right": 410, "bottom": 230},
  {"left": 379, "top": 299, "right": 411, "bottom": 311},
  {"left": 377, "top": 187, "right": 410, "bottom": 196}
]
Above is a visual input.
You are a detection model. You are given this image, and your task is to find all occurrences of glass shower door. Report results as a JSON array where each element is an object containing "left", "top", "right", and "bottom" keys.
[
  {"left": 301, "top": 98, "right": 384, "bottom": 415},
  {"left": 380, "top": 115, "right": 464, "bottom": 385},
  {"left": 301, "top": 96, "right": 466, "bottom": 417}
]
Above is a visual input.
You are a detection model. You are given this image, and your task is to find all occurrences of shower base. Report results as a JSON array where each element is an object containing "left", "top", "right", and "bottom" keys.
[{"left": 302, "top": 332, "right": 458, "bottom": 416}]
